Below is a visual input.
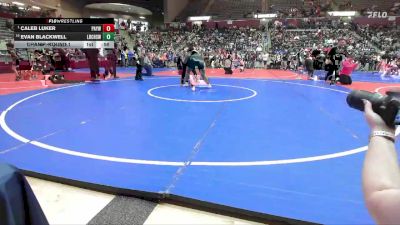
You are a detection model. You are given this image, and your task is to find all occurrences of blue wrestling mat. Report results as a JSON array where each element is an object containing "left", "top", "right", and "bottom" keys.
[{"left": 1, "top": 74, "right": 399, "bottom": 224}]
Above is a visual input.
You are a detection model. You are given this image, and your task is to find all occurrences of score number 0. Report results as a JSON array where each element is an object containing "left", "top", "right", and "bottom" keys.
[
  {"left": 103, "top": 24, "right": 115, "bottom": 32},
  {"left": 102, "top": 24, "right": 115, "bottom": 45}
]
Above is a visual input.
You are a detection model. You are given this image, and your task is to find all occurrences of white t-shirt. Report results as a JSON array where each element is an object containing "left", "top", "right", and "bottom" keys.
[
  {"left": 262, "top": 53, "right": 269, "bottom": 61},
  {"left": 224, "top": 59, "right": 232, "bottom": 68}
]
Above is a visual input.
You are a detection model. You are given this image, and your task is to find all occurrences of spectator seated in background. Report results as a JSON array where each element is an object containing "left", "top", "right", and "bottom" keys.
[
  {"left": 5, "top": 19, "right": 13, "bottom": 31},
  {"left": 152, "top": 55, "right": 165, "bottom": 68}
]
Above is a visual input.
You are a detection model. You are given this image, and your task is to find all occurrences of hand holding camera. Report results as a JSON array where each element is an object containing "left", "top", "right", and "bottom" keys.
[
  {"left": 347, "top": 90, "right": 400, "bottom": 130},
  {"left": 363, "top": 99, "right": 395, "bottom": 134}
]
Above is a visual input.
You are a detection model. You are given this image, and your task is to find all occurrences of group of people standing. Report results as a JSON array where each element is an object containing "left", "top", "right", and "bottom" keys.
[
  {"left": 83, "top": 42, "right": 154, "bottom": 82},
  {"left": 83, "top": 48, "right": 118, "bottom": 81},
  {"left": 302, "top": 38, "right": 357, "bottom": 85},
  {"left": 82, "top": 37, "right": 358, "bottom": 87}
]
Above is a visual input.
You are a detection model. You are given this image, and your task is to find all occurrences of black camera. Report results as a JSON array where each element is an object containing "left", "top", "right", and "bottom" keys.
[{"left": 347, "top": 90, "right": 400, "bottom": 127}]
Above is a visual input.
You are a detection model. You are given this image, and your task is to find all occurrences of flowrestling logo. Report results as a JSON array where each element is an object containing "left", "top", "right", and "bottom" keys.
[
  {"left": 367, "top": 11, "right": 388, "bottom": 18},
  {"left": 47, "top": 19, "right": 84, "bottom": 24}
]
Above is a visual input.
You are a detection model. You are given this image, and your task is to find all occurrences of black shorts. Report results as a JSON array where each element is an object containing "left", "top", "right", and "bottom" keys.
[{"left": 340, "top": 74, "right": 352, "bottom": 85}]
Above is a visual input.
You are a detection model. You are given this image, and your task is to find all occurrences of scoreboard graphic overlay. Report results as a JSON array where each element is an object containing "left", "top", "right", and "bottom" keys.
[{"left": 14, "top": 18, "right": 115, "bottom": 49}]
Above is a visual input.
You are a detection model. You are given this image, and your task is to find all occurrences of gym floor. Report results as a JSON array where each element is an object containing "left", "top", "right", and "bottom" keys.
[{"left": 1, "top": 68, "right": 400, "bottom": 224}]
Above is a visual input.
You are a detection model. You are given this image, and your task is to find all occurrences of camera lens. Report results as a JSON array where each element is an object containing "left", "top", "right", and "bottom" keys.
[{"left": 347, "top": 90, "right": 386, "bottom": 112}]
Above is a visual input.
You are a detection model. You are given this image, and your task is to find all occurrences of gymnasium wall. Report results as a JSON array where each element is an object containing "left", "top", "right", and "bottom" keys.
[
  {"left": 164, "top": 0, "right": 190, "bottom": 22},
  {"left": 60, "top": 0, "right": 84, "bottom": 18},
  {"left": 83, "top": 8, "right": 137, "bottom": 19},
  {"left": 82, "top": 8, "right": 160, "bottom": 27}
]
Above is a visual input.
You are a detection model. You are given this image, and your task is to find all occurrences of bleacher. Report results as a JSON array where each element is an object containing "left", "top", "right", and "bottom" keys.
[
  {"left": 269, "top": 0, "right": 302, "bottom": 10},
  {"left": 268, "top": 0, "right": 399, "bottom": 15},
  {"left": 0, "top": 16, "right": 13, "bottom": 73},
  {"left": 350, "top": 0, "right": 396, "bottom": 10},
  {"left": 176, "top": 0, "right": 261, "bottom": 21},
  {"left": 174, "top": 0, "right": 399, "bottom": 21},
  {"left": 0, "top": 54, "right": 13, "bottom": 73},
  {"left": 207, "top": 0, "right": 262, "bottom": 19},
  {"left": 175, "top": 0, "right": 209, "bottom": 21},
  {"left": 270, "top": 0, "right": 306, "bottom": 13},
  {"left": 0, "top": 18, "right": 13, "bottom": 41}
]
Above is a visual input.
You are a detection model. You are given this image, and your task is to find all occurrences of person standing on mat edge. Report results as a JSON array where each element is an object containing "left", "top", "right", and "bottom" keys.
[
  {"left": 177, "top": 52, "right": 184, "bottom": 84},
  {"left": 135, "top": 51, "right": 144, "bottom": 81},
  {"left": 104, "top": 46, "right": 119, "bottom": 79},
  {"left": 224, "top": 55, "right": 233, "bottom": 75},
  {"left": 83, "top": 48, "right": 100, "bottom": 81},
  {"left": 181, "top": 49, "right": 189, "bottom": 85},
  {"left": 142, "top": 52, "right": 153, "bottom": 76},
  {"left": 262, "top": 52, "right": 269, "bottom": 69},
  {"left": 239, "top": 57, "right": 245, "bottom": 73},
  {"left": 325, "top": 38, "right": 347, "bottom": 84},
  {"left": 183, "top": 45, "right": 211, "bottom": 89},
  {"left": 304, "top": 53, "right": 315, "bottom": 80}
]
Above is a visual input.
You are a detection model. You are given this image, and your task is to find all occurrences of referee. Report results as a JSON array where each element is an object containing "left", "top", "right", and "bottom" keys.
[{"left": 325, "top": 38, "right": 347, "bottom": 84}]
